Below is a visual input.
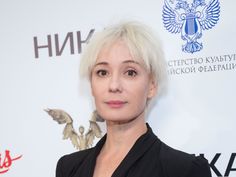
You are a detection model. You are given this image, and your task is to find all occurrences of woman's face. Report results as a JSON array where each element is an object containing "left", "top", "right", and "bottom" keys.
[{"left": 91, "top": 40, "right": 156, "bottom": 123}]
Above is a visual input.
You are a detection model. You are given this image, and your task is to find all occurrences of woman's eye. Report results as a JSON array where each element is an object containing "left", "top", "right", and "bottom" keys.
[
  {"left": 96, "top": 70, "right": 108, "bottom": 77},
  {"left": 125, "top": 70, "right": 137, "bottom": 77}
]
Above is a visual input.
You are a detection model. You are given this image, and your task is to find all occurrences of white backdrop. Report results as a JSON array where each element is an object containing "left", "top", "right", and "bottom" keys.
[{"left": 0, "top": 0, "right": 235, "bottom": 177}]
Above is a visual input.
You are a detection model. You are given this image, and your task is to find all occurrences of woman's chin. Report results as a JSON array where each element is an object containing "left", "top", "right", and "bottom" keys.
[{"left": 104, "top": 116, "right": 140, "bottom": 125}]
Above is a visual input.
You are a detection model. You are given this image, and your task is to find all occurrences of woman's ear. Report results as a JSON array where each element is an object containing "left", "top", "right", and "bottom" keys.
[{"left": 147, "top": 78, "right": 157, "bottom": 99}]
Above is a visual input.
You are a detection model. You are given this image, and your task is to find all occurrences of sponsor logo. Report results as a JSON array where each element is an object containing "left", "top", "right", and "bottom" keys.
[
  {"left": 0, "top": 150, "right": 22, "bottom": 174},
  {"left": 162, "top": 0, "right": 220, "bottom": 53},
  {"left": 45, "top": 108, "right": 103, "bottom": 150},
  {"left": 33, "top": 29, "right": 95, "bottom": 58},
  {"left": 203, "top": 153, "right": 236, "bottom": 177},
  {"left": 167, "top": 53, "right": 236, "bottom": 75}
]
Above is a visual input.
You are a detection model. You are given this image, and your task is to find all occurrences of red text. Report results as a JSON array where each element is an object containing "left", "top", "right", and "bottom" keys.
[{"left": 0, "top": 150, "right": 22, "bottom": 174}]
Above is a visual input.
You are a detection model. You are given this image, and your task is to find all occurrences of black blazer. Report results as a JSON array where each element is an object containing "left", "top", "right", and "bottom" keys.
[{"left": 56, "top": 124, "right": 212, "bottom": 177}]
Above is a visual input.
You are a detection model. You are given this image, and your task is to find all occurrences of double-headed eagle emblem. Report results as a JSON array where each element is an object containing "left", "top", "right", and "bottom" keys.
[
  {"left": 45, "top": 109, "right": 104, "bottom": 150},
  {"left": 162, "top": 0, "right": 220, "bottom": 53}
]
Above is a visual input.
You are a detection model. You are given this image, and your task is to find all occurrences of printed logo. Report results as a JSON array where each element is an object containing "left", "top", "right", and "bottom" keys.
[
  {"left": 45, "top": 108, "right": 103, "bottom": 150},
  {"left": 0, "top": 150, "right": 22, "bottom": 174},
  {"left": 162, "top": 0, "right": 220, "bottom": 53}
]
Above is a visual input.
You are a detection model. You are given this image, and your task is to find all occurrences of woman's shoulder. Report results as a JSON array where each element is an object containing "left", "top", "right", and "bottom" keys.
[
  {"left": 56, "top": 148, "right": 93, "bottom": 177},
  {"left": 158, "top": 142, "right": 212, "bottom": 177},
  {"left": 59, "top": 148, "right": 92, "bottom": 162}
]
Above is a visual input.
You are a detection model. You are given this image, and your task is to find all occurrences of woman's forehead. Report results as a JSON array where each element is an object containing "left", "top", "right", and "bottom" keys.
[{"left": 96, "top": 40, "right": 145, "bottom": 65}]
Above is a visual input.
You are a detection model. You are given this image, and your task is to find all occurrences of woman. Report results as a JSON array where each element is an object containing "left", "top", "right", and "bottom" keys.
[{"left": 56, "top": 21, "right": 212, "bottom": 177}]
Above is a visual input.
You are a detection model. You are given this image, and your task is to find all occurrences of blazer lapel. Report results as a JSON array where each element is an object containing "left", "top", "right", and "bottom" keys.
[
  {"left": 112, "top": 124, "right": 158, "bottom": 177},
  {"left": 72, "top": 135, "right": 106, "bottom": 177}
]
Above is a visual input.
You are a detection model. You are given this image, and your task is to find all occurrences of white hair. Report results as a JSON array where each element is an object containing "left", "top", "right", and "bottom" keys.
[{"left": 79, "top": 20, "right": 167, "bottom": 100}]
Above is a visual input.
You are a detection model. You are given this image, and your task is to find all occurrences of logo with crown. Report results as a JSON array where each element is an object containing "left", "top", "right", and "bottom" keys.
[{"left": 162, "top": 0, "right": 220, "bottom": 53}]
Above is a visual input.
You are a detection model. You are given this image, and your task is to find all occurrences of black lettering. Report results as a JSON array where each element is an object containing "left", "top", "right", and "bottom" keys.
[
  {"left": 224, "top": 153, "right": 236, "bottom": 176},
  {"left": 33, "top": 35, "right": 52, "bottom": 58},
  {"left": 76, "top": 29, "right": 95, "bottom": 53},
  {"left": 55, "top": 32, "right": 74, "bottom": 56},
  {"left": 203, "top": 153, "right": 223, "bottom": 177}
]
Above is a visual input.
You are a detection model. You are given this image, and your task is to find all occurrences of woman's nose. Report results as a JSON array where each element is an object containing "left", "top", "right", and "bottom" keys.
[{"left": 108, "top": 74, "right": 122, "bottom": 93}]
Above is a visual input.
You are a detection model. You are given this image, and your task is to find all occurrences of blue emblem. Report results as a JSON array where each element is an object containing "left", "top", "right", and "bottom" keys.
[{"left": 162, "top": 0, "right": 220, "bottom": 53}]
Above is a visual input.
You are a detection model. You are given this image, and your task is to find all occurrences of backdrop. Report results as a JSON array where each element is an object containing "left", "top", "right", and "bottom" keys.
[{"left": 0, "top": 0, "right": 235, "bottom": 177}]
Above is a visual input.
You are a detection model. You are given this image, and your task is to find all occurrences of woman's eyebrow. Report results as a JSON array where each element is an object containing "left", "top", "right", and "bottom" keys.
[
  {"left": 122, "top": 60, "right": 140, "bottom": 65},
  {"left": 94, "top": 60, "right": 140, "bottom": 67},
  {"left": 94, "top": 61, "right": 109, "bottom": 66}
]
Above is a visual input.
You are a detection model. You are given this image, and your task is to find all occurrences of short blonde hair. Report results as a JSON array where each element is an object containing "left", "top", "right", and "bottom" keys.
[{"left": 79, "top": 21, "right": 167, "bottom": 98}]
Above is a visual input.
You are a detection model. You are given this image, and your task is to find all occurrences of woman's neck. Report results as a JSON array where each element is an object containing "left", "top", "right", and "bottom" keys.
[
  {"left": 92, "top": 115, "right": 147, "bottom": 177},
  {"left": 103, "top": 116, "right": 147, "bottom": 153}
]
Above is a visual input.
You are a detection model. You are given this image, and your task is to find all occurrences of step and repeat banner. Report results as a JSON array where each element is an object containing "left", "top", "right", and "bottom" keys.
[{"left": 1, "top": 0, "right": 235, "bottom": 176}]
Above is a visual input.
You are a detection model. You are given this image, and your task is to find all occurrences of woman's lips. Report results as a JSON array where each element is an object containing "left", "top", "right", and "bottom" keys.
[{"left": 105, "top": 100, "right": 127, "bottom": 108}]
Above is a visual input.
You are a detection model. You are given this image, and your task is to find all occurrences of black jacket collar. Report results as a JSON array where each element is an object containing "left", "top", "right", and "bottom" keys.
[{"left": 73, "top": 123, "right": 159, "bottom": 177}]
